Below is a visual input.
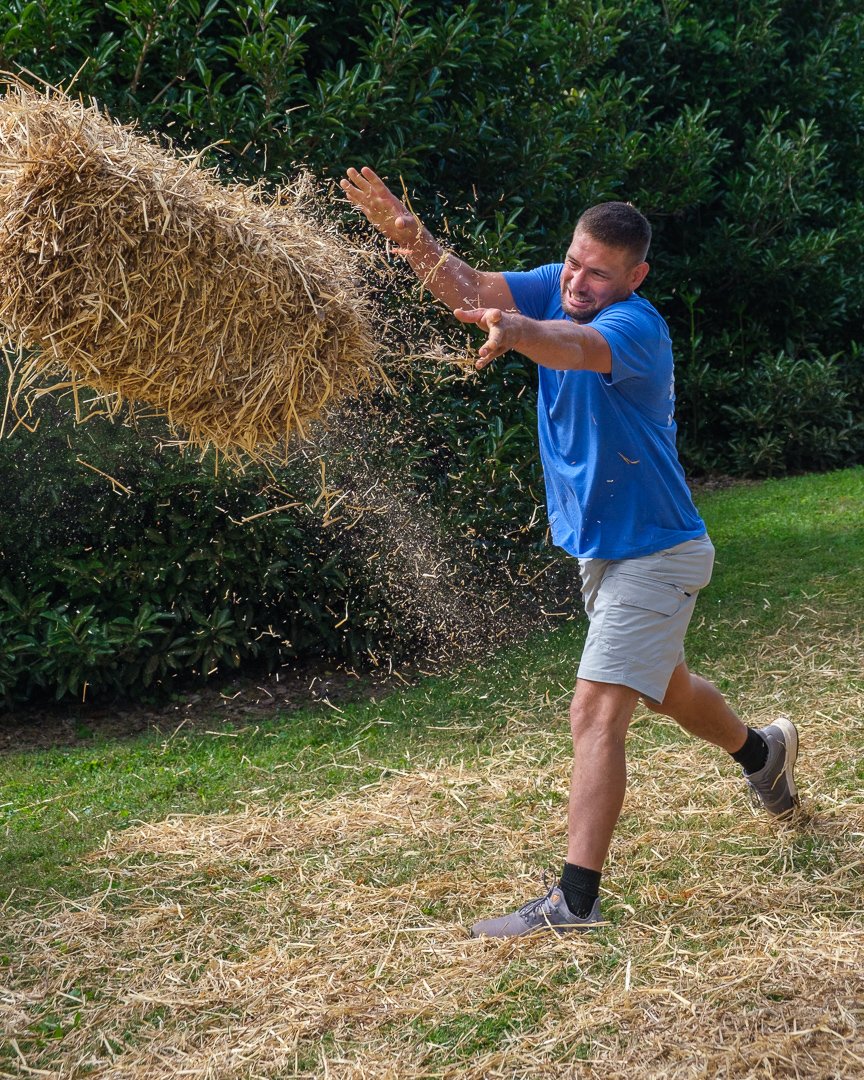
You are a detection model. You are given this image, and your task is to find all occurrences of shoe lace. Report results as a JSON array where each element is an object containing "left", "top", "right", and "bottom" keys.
[{"left": 516, "top": 870, "right": 557, "bottom": 919}]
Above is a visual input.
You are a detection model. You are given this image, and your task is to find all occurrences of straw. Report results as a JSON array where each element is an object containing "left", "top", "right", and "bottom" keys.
[
  {"left": 1, "top": 610, "right": 861, "bottom": 1077},
  {"left": 0, "top": 78, "right": 386, "bottom": 459}
]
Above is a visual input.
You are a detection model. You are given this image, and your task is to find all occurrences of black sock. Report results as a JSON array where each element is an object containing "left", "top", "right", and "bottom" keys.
[
  {"left": 559, "top": 861, "right": 601, "bottom": 918},
  {"left": 731, "top": 727, "right": 769, "bottom": 774}
]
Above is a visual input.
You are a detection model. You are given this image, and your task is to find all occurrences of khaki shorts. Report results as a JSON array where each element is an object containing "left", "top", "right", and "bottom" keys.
[{"left": 577, "top": 535, "right": 715, "bottom": 703}]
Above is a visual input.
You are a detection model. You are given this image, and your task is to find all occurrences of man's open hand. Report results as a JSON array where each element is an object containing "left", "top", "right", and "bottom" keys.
[
  {"left": 340, "top": 167, "right": 420, "bottom": 251},
  {"left": 454, "top": 307, "right": 524, "bottom": 369}
]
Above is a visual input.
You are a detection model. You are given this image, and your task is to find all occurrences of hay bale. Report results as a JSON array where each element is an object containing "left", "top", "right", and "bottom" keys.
[{"left": 0, "top": 80, "right": 384, "bottom": 459}]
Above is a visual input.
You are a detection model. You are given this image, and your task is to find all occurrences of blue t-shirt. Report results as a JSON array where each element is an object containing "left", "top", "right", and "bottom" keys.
[{"left": 503, "top": 263, "right": 706, "bottom": 560}]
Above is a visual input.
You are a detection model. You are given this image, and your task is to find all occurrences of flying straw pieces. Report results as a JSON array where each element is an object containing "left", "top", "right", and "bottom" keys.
[{"left": 0, "top": 79, "right": 385, "bottom": 459}]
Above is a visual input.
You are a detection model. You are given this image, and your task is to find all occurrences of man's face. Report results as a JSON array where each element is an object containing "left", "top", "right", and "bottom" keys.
[{"left": 559, "top": 228, "right": 649, "bottom": 323}]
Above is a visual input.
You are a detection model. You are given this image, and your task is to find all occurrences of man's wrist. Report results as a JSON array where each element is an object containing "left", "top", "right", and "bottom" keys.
[{"left": 508, "top": 312, "right": 530, "bottom": 355}]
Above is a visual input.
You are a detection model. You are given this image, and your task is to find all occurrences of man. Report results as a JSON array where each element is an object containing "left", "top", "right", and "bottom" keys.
[{"left": 340, "top": 166, "right": 800, "bottom": 939}]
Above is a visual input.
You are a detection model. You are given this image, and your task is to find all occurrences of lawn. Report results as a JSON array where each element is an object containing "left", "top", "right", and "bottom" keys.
[{"left": 1, "top": 468, "right": 862, "bottom": 1079}]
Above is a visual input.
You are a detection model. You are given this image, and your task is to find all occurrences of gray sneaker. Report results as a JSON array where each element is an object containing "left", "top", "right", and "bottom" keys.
[
  {"left": 470, "top": 884, "right": 602, "bottom": 939},
  {"left": 745, "top": 717, "right": 799, "bottom": 818}
]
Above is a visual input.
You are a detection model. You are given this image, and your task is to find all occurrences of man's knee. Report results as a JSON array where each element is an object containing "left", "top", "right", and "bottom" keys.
[{"left": 569, "top": 680, "right": 638, "bottom": 742}]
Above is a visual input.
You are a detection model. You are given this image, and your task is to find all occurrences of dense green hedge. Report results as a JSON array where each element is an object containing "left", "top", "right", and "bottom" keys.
[
  {"left": 2, "top": 417, "right": 295, "bottom": 701},
  {"left": 2, "top": 0, "right": 863, "bottom": 703},
  {"left": 0, "top": 404, "right": 424, "bottom": 704}
]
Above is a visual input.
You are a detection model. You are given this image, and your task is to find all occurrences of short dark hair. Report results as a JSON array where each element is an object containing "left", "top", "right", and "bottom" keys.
[{"left": 576, "top": 201, "right": 651, "bottom": 262}]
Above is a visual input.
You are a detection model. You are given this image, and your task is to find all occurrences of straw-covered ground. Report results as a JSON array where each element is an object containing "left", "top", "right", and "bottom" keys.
[{"left": 1, "top": 472, "right": 862, "bottom": 1078}]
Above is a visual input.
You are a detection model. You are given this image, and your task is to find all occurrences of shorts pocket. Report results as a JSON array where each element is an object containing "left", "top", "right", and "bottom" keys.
[{"left": 611, "top": 576, "right": 685, "bottom": 616}]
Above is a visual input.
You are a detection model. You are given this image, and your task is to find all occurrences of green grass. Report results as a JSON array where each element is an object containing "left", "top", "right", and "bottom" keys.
[{"left": 1, "top": 466, "right": 862, "bottom": 909}]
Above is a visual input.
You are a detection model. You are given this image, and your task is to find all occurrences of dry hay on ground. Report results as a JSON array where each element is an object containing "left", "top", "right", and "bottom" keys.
[
  {"left": 1, "top": 616, "right": 862, "bottom": 1079},
  {"left": 0, "top": 79, "right": 384, "bottom": 459}
]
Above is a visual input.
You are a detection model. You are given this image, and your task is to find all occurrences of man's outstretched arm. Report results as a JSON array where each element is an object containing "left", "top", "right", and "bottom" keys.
[
  {"left": 340, "top": 167, "right": 515, "bottom": 313},
  {"left": 455, "top": 307, "right": 612, "bottom": 374}
]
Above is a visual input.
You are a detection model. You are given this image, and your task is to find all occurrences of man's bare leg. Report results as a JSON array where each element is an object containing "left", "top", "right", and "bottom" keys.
[
  {"left": 471, "top": 660, "right": 798, "bottom": 939},
  {"left": 470, "top": 677, "right": 640, "bottom": 936},
  {"left": 648, "top": 661, "right": 747, "bottom": 752},
  {"left": 647, "top": 660, "right": 799, "bottom": 817},
  {"left": 566, "top": 678, "right": 641, "bottom": 870}
]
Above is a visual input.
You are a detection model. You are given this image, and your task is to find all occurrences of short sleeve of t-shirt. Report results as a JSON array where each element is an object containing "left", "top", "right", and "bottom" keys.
[
  {"left": 503, "top": 264, "right": 563, "bottom": 321},
  {"left": 592, "top": 301, "right": 668, "bottom": 386}
]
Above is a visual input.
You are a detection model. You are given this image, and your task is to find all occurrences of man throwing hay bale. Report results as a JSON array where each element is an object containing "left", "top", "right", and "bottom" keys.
[
  {"left": 341, "top": 165, "right": 800, "bottom": 938},
  {"left": 0, "top": 80, "right": 384, "bottom": 457}
]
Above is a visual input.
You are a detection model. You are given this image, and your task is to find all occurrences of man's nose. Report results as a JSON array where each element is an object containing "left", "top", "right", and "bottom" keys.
[{"left": 570, "top": 268, "right": 588, "bottom": 290}]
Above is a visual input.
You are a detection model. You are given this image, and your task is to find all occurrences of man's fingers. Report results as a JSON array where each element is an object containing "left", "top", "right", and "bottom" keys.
[
  {"left": 453, "top": 307, "right": 507, "bottom": 371},
  {"left": 347, "top": 166, "right": 396, "bottom": 202},
  {"left": 360, "top": 166, "right": 382, "bottom": 186},
  {"left": 341, "top": 167, "right": 380, "bottom": 203},
  {"left": 453, "top": 306, "right": 519, "bottom": 371},
  {"left": 475, "top": 348, "right": 501, "bottom": 371},
  {"left": 339, "top": 174, "right": 367, "bottom": 203},
  {"left": 342, "top": 169, "right": 361, "bottom": 191},
  {"left": 347, "top": 166, "right": 373, "bottom": 190},
  {"left": 454, "top": 307, "right": 502, "bottom": 327},
  {"left": 342, "top": 167, "right": 417, "bottom": 238}
]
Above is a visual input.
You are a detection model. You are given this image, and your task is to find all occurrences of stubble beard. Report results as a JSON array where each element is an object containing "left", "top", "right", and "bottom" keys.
[
  {"left": 561, "top": 289, "right": 602, "bottom": 324},
  {"left": 561, "top": 285, "right": 631, "bottom": 324}
]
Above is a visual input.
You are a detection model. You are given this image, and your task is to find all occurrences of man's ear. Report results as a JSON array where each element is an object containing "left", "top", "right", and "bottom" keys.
[{"left": 631, "top": 261, "right": 650, "bottom": 290}]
